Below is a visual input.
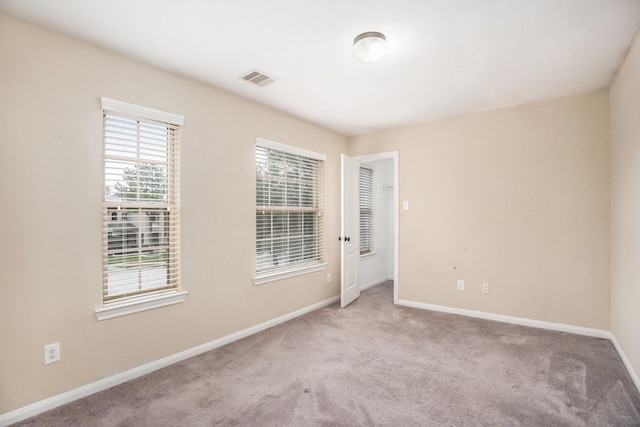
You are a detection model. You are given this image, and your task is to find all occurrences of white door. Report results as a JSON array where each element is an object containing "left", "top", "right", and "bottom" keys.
[{"left": 341, "top": 154, "right": 360, "bottom": 308}]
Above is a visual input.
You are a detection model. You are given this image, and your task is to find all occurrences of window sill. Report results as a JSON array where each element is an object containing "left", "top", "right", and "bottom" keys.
[
  {"left": 360, "top": 251, "right": 377, "bottom": 260},
  {"left": 95, "top": 290, "right": 188, "bottom": 321},
  {"left": 254, "top": 262, "right": 327, "bottom": 285}
]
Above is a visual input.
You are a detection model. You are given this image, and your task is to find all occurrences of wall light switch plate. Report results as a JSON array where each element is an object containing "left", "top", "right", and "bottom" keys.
[
  {"left": 403, "top": 200, "right": 409, "bottom": 211},
  {"left": 457, "top": 280, "right": 464, "bottom": 291}
]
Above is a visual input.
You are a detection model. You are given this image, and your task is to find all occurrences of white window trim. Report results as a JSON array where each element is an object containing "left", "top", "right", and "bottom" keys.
[
  {"left": 360, "top": 251, "right": 377, "bottom": 260},
  {"left": 96, "top": 97, "right": 187, "bottom": 320},
  {"left": 100, "top": 97, "right": 185, "bottom": 126},
  {"left": 256, "top": 137, "right": 326, "bottom": 161},
  {"left": 95, "top": 291, "right": 188, "bottom": 321},
  {"left": 254, "top": 262, "right": 327, "bottom": 286}
]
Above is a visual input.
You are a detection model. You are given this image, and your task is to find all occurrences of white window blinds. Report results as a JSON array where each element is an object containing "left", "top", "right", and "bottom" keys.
[
  {"left": 359, "top": 166, "right": 374, "bottom": 254},
  {"left": 256, "top": 140, "right": 325, "bottom": 274},
  {"left": 102, "top": 98, "right": 182, "bottom": 304}
]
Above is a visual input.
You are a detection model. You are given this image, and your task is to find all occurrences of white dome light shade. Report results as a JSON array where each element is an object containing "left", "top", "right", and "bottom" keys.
[{"left": 353, "top": 32, "right": 387, "bottom": 62}]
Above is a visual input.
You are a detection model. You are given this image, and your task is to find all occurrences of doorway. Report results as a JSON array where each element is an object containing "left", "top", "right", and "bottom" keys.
[{"left": 351, "top": 151, "right": 399, "bottom": 304}]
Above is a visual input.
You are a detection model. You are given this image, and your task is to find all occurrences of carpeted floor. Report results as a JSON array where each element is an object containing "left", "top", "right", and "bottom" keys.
[{"left": 15, "top": 281, "right": 640, "bottom": 426}]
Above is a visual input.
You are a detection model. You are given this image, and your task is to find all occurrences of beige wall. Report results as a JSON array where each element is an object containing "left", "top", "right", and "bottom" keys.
[
  {"left": 350, "top": 91, "right": 610, "bottom": 329},
  {"left": 0, "top": 10, "right": 627, "bottom": 417},
  {"left": 0, "top": 13, "right": 347, "bottom": 413},
  {"left": 610, "top": 33, "right": 640, "bottom": 383}
]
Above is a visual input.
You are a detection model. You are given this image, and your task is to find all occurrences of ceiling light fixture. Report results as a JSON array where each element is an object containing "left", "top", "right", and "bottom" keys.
[{"left": 353, "top": 31, "right": 387, "bottom": 63}]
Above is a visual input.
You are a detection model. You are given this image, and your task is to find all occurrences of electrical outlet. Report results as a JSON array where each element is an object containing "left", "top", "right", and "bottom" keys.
[
  {"left": 457, "top": 280, "right": 464, "bottom": 291},
  {"left": 482, "top": 283, "right": 490, "bottom": 294},
  {"left": 327, "top": 273, "right": 332, "bottom": 283},
  {"left": 44, "top": 342, "right": 60, "bottom": 365}
]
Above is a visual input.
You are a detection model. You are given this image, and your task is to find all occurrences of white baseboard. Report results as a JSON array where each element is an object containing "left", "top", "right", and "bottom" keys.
[
  {"left": 0, "top": 295, "right": 340, "bottom": 427},
  {"left": 397, "top": 298, "right": 640, "bottom": 394},
  {"left": 397, "top": 299, "right": 611, "bottom": 338},
  {"left": 360, "top": 276, "right": 393, "bottom": 292},
  {"left": 4, "top": 294, "right": 638, "bottom": 426},
  {"left": 609, "top": 334, "right": 640, "bottom": 393}
]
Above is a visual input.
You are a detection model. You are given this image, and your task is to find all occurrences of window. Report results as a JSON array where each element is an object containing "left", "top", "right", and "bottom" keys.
[
  {"left": 255, "top": 138, "right": 326, "bottom": 284},
  {"left": 97, "top": 98, "right": 186, "bottom": 320},
  {"left": 359, "top": 166, "right": 374, "bottom": 255}
]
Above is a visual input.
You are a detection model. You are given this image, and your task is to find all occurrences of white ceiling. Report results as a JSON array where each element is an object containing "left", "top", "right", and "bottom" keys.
[{"left": 1, "top": 0, "right": 639, "bottom": 136}]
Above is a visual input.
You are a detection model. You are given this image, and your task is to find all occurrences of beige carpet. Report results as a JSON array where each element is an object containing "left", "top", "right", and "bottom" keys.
[{"left": 15, "top": 281, "right": 640, "bottom": 426}]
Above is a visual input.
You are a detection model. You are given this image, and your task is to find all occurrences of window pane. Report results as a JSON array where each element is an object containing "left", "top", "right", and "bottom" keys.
[
  {"left": 255, "top": 143, "right": 324, "bottom": 273},
  {"left": 289, "top": 237, "right": 303, "bottom": 262},
  {"left": 270, "top": 178, "right": 284, "bottom": 206},
  {"left": 301, "top": 183, "right": 314, "bottom": 207},
  {"left": 137, "top": 163, "right": 168, "bottom": 201},
  {"left": 103, "top": 108, "right": 180, "bottom": 303},
  {"left": 256, "top": 177, "right": 267, "bottom": 207},
  {"left": 105, "top": 207, "right": 171, "bottom": 297},
  {"left": 271, "top": 239, "right": 286, "bottom": 267},
  {"left": 289, "top": 212, "right": 302, "bottom": 236},
  {"left": 286, "top": 181, "right": 300, "bottom": 207},
  {"left": 273, "top": 212, "right": 286, "bottom": 238},
  {"left": 359, "top": 167, "right": 374, "bottom": 254}
]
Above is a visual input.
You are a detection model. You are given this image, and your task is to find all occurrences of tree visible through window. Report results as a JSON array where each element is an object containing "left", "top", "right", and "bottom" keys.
[{"left": 256, "top": 140, "right": 325, "bottom": 276}]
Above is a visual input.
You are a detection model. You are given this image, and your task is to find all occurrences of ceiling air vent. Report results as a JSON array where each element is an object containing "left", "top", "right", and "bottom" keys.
[{"left": 241, "top": 69, "right": 277, "bottom": 87}]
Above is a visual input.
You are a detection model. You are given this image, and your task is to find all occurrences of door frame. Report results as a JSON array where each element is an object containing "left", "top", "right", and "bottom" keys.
[{"left": 353, "top": 151, "right": 399, "bottom": 304}]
